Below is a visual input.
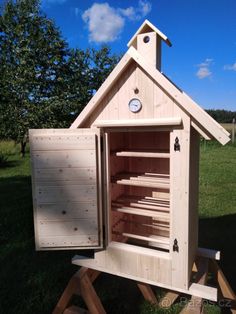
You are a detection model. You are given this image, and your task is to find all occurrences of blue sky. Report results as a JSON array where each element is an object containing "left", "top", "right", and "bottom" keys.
[{"left": 4, "top": 0, "right": 236, "bottom": 110}]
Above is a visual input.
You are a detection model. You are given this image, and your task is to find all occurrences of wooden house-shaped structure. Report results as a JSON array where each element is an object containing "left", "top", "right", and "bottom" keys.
[{"left": 29, "top": 20, "right": 230, "bottom": 301}]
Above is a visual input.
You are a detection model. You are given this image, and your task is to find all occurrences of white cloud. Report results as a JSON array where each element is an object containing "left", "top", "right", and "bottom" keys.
[
  {"left": 82, "top": 1, "right": 152, "bottom": 43},
  {"left": 196, "top": 58, "right": 213, "bottom": 79},
  {"left": 119, "top": 0, "right": 152, "bottom": 21},
  {"left": 224, "top": 62, "right": 236, "bottom": 71},
  {"left": 82, "top": 3, "right": 124, "bottom": 43},
  {"left": 196, "top": 67, "right": 212, "bottom": 79}
]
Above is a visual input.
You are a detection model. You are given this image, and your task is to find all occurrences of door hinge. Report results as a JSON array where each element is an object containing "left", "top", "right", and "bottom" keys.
[
  {"left": 173, "top": 238, "right": 179, "bottom": 252},
  {"left": 174, "top": 137, "right": 180, "bottom": 151}
]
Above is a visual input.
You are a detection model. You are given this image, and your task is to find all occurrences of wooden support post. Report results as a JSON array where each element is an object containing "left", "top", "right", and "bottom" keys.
[
  {"left": 137, "top": 282, "right": 158, "bottom": 305},
  {"left": 80, "top": 273, "right": 106, "bottom": 314},
  {"left": 52, "top": 267, "right": 103, "bottom": 314},
  {"left": 181, "top": 257, "right": 208, "bottom": 314},
  {"left": 210, "top": 260, "right": 236, "bottom": 300},
  {"left": 52, "top": 270, "right": 82, "bottom": 314},
  {"left": 159, "top": 291, "right": 180, "bottom": 308}
]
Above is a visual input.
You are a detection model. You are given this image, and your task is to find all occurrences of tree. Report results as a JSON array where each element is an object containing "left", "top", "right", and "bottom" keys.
[
  {"left": 0, "top": 0, "right": 69, "bottom": 156},
  {"left": 0, "top": 0, "right": 120, "bottom": 157},
  {"left": 65, "top": 46, "right": 120, "bottom": 118}
]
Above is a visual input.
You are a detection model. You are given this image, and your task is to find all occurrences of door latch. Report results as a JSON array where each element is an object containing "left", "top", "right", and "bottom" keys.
[
  {"left": 173, "top": 238, "right": 179, "bottom": 252},
  {"left": 174, "top": 137, "right": 180, "bottom": 151}
]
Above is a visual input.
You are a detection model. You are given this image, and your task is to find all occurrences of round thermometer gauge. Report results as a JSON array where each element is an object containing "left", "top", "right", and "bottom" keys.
[{"left": 128, "top": 98, "right": 142, "bottom": 113}]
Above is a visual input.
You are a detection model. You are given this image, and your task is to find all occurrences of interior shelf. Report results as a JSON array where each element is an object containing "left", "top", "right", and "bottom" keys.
[
  {"left": 112, "top": 195, "right": 170, "bottom": 221},
  {"left": 122, "top": 233, "right": 170, "bottom": 250},
  {"left": 112, "top": 150, "right": 170, "bottom": 158},
  {"left": 113, "top": 172, "right": 170, "bottom": 189}
]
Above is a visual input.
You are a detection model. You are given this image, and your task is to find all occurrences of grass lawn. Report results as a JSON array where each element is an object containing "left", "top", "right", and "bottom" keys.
[{"left": 0, "top": 140, "right": 235, "bottom": 314}]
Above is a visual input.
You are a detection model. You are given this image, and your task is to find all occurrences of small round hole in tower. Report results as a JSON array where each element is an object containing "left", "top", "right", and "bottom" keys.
[{"left": 143, "top": 36, "right": 150, "bottom": 43}]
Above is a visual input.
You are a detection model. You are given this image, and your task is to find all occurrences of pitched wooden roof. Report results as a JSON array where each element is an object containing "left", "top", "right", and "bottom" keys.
[
  {"left": 128, "top": 19, "right": 172, "bottom": 48},
  {"left": 70, "top": 21, "right": 230, "bottom": 145}
]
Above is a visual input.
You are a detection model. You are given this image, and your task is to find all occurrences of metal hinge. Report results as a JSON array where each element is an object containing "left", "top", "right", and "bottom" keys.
[
  {"left": 173, "top": 238, "right": 179, "bottom": 252},
  {"left": 174, "top": 137, "right": 180, "bottom": 151}
]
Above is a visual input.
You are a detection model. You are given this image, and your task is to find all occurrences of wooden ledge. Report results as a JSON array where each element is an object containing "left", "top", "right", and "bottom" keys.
[{"left": 93, "top": 117, "right": 182, "bottom": 128}]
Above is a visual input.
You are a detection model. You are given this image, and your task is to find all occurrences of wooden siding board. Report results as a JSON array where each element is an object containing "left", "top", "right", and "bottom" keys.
[{"left": 29, "top": 128, "right": 103, "bottom": 250}]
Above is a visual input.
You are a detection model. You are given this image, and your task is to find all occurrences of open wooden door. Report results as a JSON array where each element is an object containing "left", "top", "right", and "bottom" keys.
[{"left": 29, "top": 128, "right": 103, "bottom": 250}]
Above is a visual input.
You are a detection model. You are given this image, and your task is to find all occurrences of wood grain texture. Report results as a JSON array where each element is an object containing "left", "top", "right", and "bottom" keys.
[{"left": 29, "top": 128, "right": 103, "bottom": 250}]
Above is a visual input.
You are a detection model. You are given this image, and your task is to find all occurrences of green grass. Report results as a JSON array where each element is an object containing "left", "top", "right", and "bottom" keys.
[{"left": 0, "top": 140, "right": 235, "bottom": 314}]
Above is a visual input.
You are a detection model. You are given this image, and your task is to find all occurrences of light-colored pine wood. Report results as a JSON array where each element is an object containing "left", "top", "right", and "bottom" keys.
[
  {"left": 114, "top": 150, "right": 170, "bottom": 158},
  {"left": 159, "top": 291, "right": 180, "bottom": 308},
  {"left": 137, "top": 31, "right": 161, "bottom": 70},
  {"left": 113, "top": 206, "right": 170, "bottom": 220},
  {"left": 128, "top": 19, "right": 172, "bottom": 48},
  {"left": 94, "top": 117, "right": 182, "bottom": 127},
  {"left": 29, "top": 128, "right": 103, "bottom": 250},
  {"left": 181, "top": 257, "right": 208, "bottom": 314}
]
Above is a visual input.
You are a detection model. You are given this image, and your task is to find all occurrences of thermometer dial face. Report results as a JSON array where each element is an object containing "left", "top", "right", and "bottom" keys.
[{"left": 128, "top": 98, "right": 142, "bottom": 113}]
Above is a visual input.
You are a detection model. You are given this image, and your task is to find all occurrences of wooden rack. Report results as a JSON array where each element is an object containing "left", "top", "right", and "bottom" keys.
[{"left": 113, "top": 172, "right": 170, "bottom": 189}]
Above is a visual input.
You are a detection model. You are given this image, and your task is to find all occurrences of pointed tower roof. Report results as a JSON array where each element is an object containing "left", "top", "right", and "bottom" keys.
[{"left": 127, "top": 19, "right": 172, "bottom": 48}]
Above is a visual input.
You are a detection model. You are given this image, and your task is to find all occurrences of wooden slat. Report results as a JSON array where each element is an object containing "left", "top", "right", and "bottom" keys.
[
  {"left": 37, "top": 202, "right": 96, "bottom": 220},
  {"left": 30, "top": 134, "right": 95, "bottom": 151},
  {"left": 38, "top": 235, "right": 98, "bottom": 248},
  {"left": 94, "top": 117, "right": 182, "bottom": 128},
  {"left": 36, "top": 185, "right": 96, "bottom": 203},
  {"left": 38, "top": 219, "right": 98, "bottom": 236},
  {"left": 33, "top": 150, "right": 96, "bottom": 169},
  {"left": 113, "top": 150, "right": 170, "bottom": 158},
  {"left": 34, "top": 167, "right": 96, "bottom": 183},
  {"left": 113, "top": 200, "right": 169, "bottom": 212},
  {"left": 112, "top": 206, "right": 170, "bottom": 220},
  {"left": 114, "top": 172, "right": 169, "bottom": 189},
  {"left": 122, "top": 232, "right": 169, "bottom": 249}
]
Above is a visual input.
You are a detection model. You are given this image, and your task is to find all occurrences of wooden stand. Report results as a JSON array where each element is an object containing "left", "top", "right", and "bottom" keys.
[{"left": 53, "top": 258, "right": 236, "bottom": 314}]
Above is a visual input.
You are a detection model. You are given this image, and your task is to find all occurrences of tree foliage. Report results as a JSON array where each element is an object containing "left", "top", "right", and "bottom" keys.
[
  {"left": 206, "top": 109, "right": 236, "bottom": 123},
  {"left": 0, "top": 0, "right": 119, "bottom": 156}
]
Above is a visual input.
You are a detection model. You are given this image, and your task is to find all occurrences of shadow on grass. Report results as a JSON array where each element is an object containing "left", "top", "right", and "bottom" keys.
[
  {"left": 199, "top": 214, "right": 236, "bottom": 292},
  {"left": 0, "top": 160, "right": 21, "bottom": 169}
]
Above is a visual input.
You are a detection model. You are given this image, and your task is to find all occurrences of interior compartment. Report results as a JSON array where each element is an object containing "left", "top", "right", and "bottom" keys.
[{"left": 108, "top": 130, "right": 170, "bottom": 252}]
